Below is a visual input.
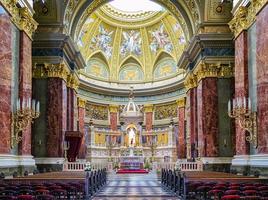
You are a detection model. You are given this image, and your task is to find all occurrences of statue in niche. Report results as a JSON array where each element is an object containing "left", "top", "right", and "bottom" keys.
[{"left": 128, "top": 128, "right": 136, "bottom": 147}]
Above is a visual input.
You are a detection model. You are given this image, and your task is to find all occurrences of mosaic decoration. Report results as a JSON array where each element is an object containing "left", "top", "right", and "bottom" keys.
[
  {"left": 90, "top": 25, "right": 113, "bottom": 59},
  {"left": 119, "top": 64, "right": 144, "bottom": 81},
  {"left": 154, "top": 103, "right": 177, "bottom": 120},
  {"left": 120, "top": 30, "right": 142, "bottom": 56},
  {"left": 85, "top": 103, "right": 109, "bottom": 120},
  {"left": 154, "top": 58, "right": 177, "bottom": 79},
  {"left": 150, "top": 24, "right": 173, "bottom": 53},
  {"left": 86, "top": 58, "right": 109, "bottom": 79}
]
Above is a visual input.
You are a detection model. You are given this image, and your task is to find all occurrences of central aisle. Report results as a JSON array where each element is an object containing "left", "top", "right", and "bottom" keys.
[{"left": 92, "top": 172, "right": 179, "bottom": 200}]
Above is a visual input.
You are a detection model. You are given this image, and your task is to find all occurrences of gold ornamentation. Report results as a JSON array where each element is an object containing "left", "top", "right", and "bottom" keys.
[
  {"left": 33, "top": 63, "right": 80, "bottom": 90},
  {"left": 176, "top": 98, "right": 186, "bottom": 108},
  {"left": 77, "top": 97, "right": 87, "bottom": 108},
  {"left": 155, "top": 103, "right": 177, "bottom": 120},
  {"left": 109, "top": 105, "right": 119, "bottom": 113},
  {"left": 229, "top": 0, "right": 268, "bottom": 38},
  {"left": 86, "top": 103, "right": 109, "bottom": 120},
  {"left": 144, "top": 104, "right": 154, "bottom": 113},
  {"left": 184, "top": 72, "right": 197, "bottom": 91},
  {"left": 0, "top": 0, "right": 38, "bottom": 39}
]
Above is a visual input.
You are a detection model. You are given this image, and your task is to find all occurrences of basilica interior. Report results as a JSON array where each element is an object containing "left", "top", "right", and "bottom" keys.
[{"left": 0, "top": 0, "right": 268, "bottom": 199}]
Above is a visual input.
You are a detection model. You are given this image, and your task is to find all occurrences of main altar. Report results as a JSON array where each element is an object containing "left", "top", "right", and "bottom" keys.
[{"left": 85, "top": 88, "right": 178, "bottom": 171}]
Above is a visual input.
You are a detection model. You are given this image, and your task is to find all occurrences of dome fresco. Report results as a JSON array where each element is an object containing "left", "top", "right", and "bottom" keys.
[{"left": 77, "top": 2, "right": 186, "bottom": 83}]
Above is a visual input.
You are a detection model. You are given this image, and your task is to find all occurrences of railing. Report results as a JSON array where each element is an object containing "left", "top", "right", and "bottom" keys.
[
  {"left": 159, "top": 160, "right": 203, "bottom": 171},
  {"left": 63, "top": 161, "right": 86, "bottom": 171}
]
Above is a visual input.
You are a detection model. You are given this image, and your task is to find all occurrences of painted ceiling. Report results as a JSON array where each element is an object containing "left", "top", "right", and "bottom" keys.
[{"left": 77, "top": 3, "right": 186, "bottom": 83}]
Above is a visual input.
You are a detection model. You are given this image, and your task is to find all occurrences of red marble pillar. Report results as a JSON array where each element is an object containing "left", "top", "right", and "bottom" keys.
[
  {"left": 78, "top": 98, "right": 86, "bottom": 158},
  {"left": 47, "top": 78, "right": 67, "bottom": 157},
  {"left": 235, "top": 31, "right": 249, "bottom": 155},
  {"left": 256, "top": 5, "right": 268, "bottom": 154},
  {"left": 177, "top": 98, "right": 186, "bottom": 158},
  {"left": 67, "top": 88, "right": 76, "bottom": 131},
  {"left": 197, "top": 78, "right": 219, "bottom": 157},
  {"left": 186, "top": 88, "right": 198, "bottom": 158},
  {"left": 18, "top": 32, "right": 32, "bottom": 155},
  {"left": 144, "top": 105, "right": 153, "bottom": 131},
  {"left": 109, "top": 105, "right": 118, "bottom": 131},
  {"left": 0, "top": 14, "right": 12, "bottom": 153}
]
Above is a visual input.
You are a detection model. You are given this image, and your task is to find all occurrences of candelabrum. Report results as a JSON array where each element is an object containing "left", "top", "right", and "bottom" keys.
[
  {"left": 228, "top": 97, "right": 258, "bottom": 148},
  {"left": 63, "top": 141, "right": 70, "bottom": 161},
  {"left": 11, "top": 98, "right": 40, "bottom": 148}
]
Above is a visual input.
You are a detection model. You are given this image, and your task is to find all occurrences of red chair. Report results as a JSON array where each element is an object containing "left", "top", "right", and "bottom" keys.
[
  {"left": 222, "top": 195, "right": 241, "bottom": 200},
  {"left": 208, "top": 189, "right": 224, "bottom": 200},
  {"left": 213, "top": 185, "right": 227, "bottom": 191},
  {"left": 196, "top": 185, "right": 212, "bottom": 199},
  {"left": 241, "top": 196, "right": 261, "bottom": 200},
  {"left": 17, "top": 195, "right": 35, "bottom": 200},
  {"left": 35, "top": 189, "right": 50, "bottom": 195},
  {"left": 242, "top": 186, "right": 258, "bottom": 191},
  {"left": 0, "top": 195, "right": 17, "bottom": 200},
  {"left": 51, "top": 189, "right": 67, "bottom": 199},
  {"left": 260, "top": 190, "right": 268, "bottom": 197},
  {"left": 229, "top": 186, "right": 240, "bottom": 190},
  {"left": 259, "top": 186, "right": 268, "bottom": 191},
  {"left": 243, "top": 190, "right": 258, "bottom": 196},
  {"left": 225, "top": 190, "right": 241, "bottom": 195},
  {"left": 35, "top": 195, "right": 55, "bottom": 200}
]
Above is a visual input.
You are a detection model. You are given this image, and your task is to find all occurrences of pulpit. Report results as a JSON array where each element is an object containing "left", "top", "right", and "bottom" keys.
[{"left": 65, "top": 131, "right": 83, "bottom": 162}]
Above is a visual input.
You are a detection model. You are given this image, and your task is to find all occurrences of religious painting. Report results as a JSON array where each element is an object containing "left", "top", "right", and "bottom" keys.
[
  {"left": 153, "top": 58, "right": 177, "bottom": 79},
  {"left": 120, "top": 30, "right": 142, "bottom": 56},
  {"left": 86, "top": 58, "right": 109, "bottom": 80},
  {"left": 149, "top": 24, "right": 173, "bottom": 53},
  {"left": 119, "top": 64, "right": 144, "bottom": 81},
  {"left": 155, "top": 103, "right": 177, "bottom": 120},
  {"left": 85, "top": 103, "right": 109, "bottom": 120},
  {"left": 90, "top": 25, "right": 113, "bottom": 59}
]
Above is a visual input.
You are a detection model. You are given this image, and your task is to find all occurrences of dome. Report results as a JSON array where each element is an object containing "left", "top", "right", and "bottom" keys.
[{"left": 76, "top": 0, "right": 187, "bottom": 89}]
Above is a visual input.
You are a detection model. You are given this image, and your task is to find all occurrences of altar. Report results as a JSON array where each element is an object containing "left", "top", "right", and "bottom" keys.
[{"left": 119, "top": 156, "right": 143, "bottom": 170}]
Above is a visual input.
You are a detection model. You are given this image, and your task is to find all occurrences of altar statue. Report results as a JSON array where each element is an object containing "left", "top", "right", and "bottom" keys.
[{"left": 128, "top": 128, "right": 135, "bottom": 147}]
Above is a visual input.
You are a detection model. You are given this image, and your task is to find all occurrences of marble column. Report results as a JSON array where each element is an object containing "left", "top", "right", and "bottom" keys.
[
  {"left": 18, "top": 32, "right": 32, "bottom": 155},
  {"left": 78, "top": 98, "right": 86, "bottom": 159},
  {"left": 46, "top": 78, "right": 67, "bottom": 157},
  {"left": 109, "top": 105, "right": 118, "bottom": 131},
  {"left": 0, "top": 14, "right": 12, "bottom": 153},
  {"left": 235, "top": 31, "right": 249, "bottom": 155},
  {"left": 186, "top": 88, "right": 198, "bottom": 159},
  {"left": 177, "top": 98, "right": 186, "bottom": 159},
  {"left": 197, "top": 78, "right": 219, "bottom": 157},
  {"left": 67, "top": 88, "right": 76, "bottom": 131},
  {"left": 256, "top": 4, "right": 268, "bottom": 154},
  {"left": 144, "top": 104, "right": 153, "bottom": 144}
]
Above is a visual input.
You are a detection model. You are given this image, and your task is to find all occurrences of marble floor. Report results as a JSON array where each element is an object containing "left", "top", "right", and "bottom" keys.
[{"left": 92, "top": 172, "right": 179, "bottom": 200}]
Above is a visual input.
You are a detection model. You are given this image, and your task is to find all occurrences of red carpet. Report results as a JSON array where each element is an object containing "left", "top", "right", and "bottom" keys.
[{"left": 116, "top": 169, "right": 149, "bottom": 174}]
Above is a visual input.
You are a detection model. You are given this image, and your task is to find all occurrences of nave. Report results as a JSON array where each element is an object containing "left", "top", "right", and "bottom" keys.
[{"left": 92, "top": 173, "right": 179, "bottom": 200}]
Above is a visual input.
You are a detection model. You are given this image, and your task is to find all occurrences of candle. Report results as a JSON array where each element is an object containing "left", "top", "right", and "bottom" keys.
[
  {"left": 17, "top": 99, "right": 20, "bottom": 110},
  {"left": 248, "top": 98, "right": 251, "bottom": 110},
  {"left": 228, "top": 100, "right": 231, "bottom": 113},
  {"left": 232, "top": 98, "right": 236, "bottom": 109},
  {"left": 36, "top": 101, "right": 40, "bottom": 113},
  {"left": 243, "top": 97, "right": 246, "bottom": 109},
  {"left": 32, "top": 99, "right": 35, "bottom": 112}
]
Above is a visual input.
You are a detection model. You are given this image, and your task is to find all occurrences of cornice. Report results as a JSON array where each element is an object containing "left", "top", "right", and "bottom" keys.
[
  {"left": 144, "top": 104, "right": 154, "bottom": 113},
  {"left": 77, "top": 97, "right": 86, "bottom": 108},
  {"left": 0, "top": 0, "right": 38, "bottom": 39},
  {"left": 32, "top": 62, "right": 80, "bottom": 91},
  {"left": 229, "top": 0, "right": 268, "bottom": 39}
]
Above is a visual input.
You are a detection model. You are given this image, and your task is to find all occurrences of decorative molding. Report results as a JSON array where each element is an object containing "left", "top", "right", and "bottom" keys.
[
  {"left": 144, "top": 104, "right": 154, "bottom": 113},
  {"left": 176, "top": 98, "right": 186, "bottom": 108},
  {"left": 109, "top": 105, "right": 119, "bottom": 113},
  {"left": 0, "top": 154, "right": 35, "bottom": 167},
  {"left": 77, "top": 97, "right": 86, "bottom": 108},
  {"left": 32, "top": 62, "right": 80, "bottom": 91},
  {"left": 229, "top": 0, "right": 268, "bottom": 38},
  {"left": 184, "top": 62, "right": 234, "bottom": 91},
  {"left": 232, "top": 154, "right": 268, "bottom": 167},
  {"left": 0, "top": 0, "right": 38, "bottom": 39}
]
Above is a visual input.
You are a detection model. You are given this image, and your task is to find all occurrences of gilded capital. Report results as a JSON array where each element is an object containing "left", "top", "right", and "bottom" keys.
[
  {"left": 77, "top": 98, "right": 86, "bottom": 108},
  {"left": 184, "top": 73, "right": 197, "bottom": 91},
  {"left": 0, "top": 0, "right": 38, "bottom": 39},
  {"left": 109, "top": 105, "right": 119, "bottom": 113},
  {"left": 229, "top": 1, "right": 267, "bottom": 38},
  {"left": 67, "top": 73, "right": 80, "bottom": 91},
  {"left": 176, "top": 98, "right": 186, "bottom": 108},
  {"left": 144, "top": 104, "right": 154, "bottom": 113}
]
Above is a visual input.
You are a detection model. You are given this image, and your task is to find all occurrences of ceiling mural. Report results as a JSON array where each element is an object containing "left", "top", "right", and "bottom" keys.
[
  {"left": 77, "top": 3, "right": 186, "bottom": 83},
  {"left": 154, "top": 57, "right": 177, "bottom": 80},
  {"left": 85, "top": 58, "right": 109, "bottom": 80}
]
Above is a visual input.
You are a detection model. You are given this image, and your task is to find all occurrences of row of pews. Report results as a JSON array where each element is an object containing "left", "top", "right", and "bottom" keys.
[{"left": 161, "top": 169, "right": 268, "bottom": 200}]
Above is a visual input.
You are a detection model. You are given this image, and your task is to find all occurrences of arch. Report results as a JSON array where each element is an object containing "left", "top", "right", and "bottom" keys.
[
  {"left": 87, "top": 51, "right": 110, "bottom": 67},
  {"left": 66, "top": 0, "right": 197, "bottom": 42},
  {"left": 153, "top": 51, "right": 175, "bottom": 70},
  {"left": 119, "top": 62, "right": 144, "bottom": 82},
  {"left": 119, "top": 55, "right": 143, "bottom": 71},
  {"left": 153, "top": 56, "right": 177, "bottom": 80}
]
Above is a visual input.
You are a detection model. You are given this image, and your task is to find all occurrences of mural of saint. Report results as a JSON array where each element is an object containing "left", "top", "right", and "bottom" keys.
[
  {"left": 120, "top": 30, "right": 142, "bottom": 56},
  {"left": 91, "top": 25, "right": 113, "bottom": 59},
  {"left": 150, "top": 24, "right": 173, "bottom": 53}
]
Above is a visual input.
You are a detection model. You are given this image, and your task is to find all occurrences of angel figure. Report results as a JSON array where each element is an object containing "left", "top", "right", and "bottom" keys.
[{"left": 121, "top": 30, "right": 142, "bottom": 56}]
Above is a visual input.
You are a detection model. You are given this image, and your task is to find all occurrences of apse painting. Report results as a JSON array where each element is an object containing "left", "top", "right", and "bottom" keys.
[
  {"left": 86, "top": 59, "right": 109, "bottom": 79},
  {"left": 90, "top": 25, "right": 113, "bottom": 59},
  {"left": 150, "top": 24, "right": 173, "bottom": 53},
  {"left": 119, "top": 64, "right": 144, "bottom": 81},
  {"left": 120, "top": 30, "right": 142, "bottom": 56},
  {"left": 154, "top": 58, "right": 177, "bottom": 79}
]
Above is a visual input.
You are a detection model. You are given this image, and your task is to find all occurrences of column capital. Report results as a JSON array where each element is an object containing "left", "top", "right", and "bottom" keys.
[
  {"left": 77, "top": 97, "right": 86, "bottom": 108},
  {"left": 144, "top": 104, "right": 154, "bottom": 113},
  {"left": 229, "top": 1, "right": 267, "bottom": 39},
  {"left": 109, "top": 105, "right": 119, "bottom": 113},
  {"left": 176, "top": 98, "right": 186, "bottom": 108},
  {"left": 0, "top": 0, "right": 38, "bottom": 39},
  {"left": 184, "top": 72, "right": 198, "bottom": 91}
]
